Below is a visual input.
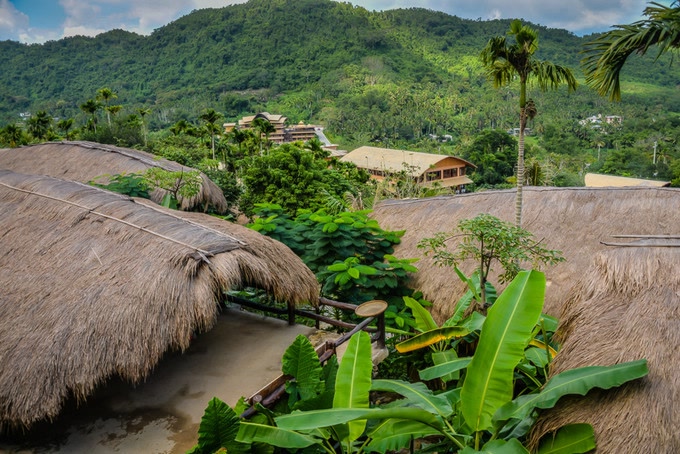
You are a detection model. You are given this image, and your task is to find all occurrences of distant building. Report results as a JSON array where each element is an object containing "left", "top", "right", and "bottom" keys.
[
  {"left": 340, "top": 146, "right": 475, "bottom": 192},
  {"left": 507, "top": 127, "right": 531, "bottom": 136},
  {"left": 579, "top": 114, "right": 623, "bottom": 128},
  {"left": 224, "top": 112, "right": 336, "bottom": 150}
]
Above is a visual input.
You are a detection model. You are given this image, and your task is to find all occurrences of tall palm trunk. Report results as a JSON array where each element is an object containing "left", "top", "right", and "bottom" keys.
[{"left": 516, "top": 79, "right": 527, "bottom": 227}]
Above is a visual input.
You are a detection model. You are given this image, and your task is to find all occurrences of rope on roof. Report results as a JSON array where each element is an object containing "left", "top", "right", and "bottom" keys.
[{"left": 0, "top": 180, "right": 240, "bottom": 261}]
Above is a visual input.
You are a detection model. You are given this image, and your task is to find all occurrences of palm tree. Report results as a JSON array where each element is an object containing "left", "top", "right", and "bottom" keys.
[
  {"left": 57, "top": 118, "right": 75, "bottom": 140},
  {"left": 137, "top": 108, "right": 151, "bottom": 146},
  {"left": 170, "top": 119, "right": 190, "bottom": 136},
  {"left": 227, "top": 126, "right": 254, "bottom": 159},
  {"left": 252, "top": 117, "right": 276, "bottom": 155},
  {"left": 199, "top": 108, "right": 223, "bottom": 159},
  {"left": 480, "top": 20, "right": 577, "bottom": 226},
  {"left": 582, "top": 1, "right": 680, "bottom": 101},
  {"left": 1, "top": 124, "right": 24, "bottom": 147},
  {"left": 97, "top": 87, "right": 118, "bottom": 126},
  {"left": 26, "top": 111, "right": 53, "bottom": 141},
  {"left": 80, "top": 99, "right": 101, "bottom": 132}
]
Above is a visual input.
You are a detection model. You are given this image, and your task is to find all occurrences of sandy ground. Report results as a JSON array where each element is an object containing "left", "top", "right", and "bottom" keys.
[{"left": 0, "top": 308, "right": 321, "bottom": 454}]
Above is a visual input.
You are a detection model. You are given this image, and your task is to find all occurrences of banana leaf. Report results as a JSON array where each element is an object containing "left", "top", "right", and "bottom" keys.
[
  {"left": 371, "top": 379, "right": 453, "bottom": 416},
  {"left": 494, "top": 359, "right": 648, "bottom": 422},
  {"left": 395, "top": 326, "right": 470, "bottom": 353},
  {"left": 332, "top": 331, "right": 372, "bottom": 442},
  {"left": 419, "top": 357, "right": 473, "bottom": 381},
  {"left": 460, "top": 438, "right": 529, "bottom": 453},
  {"left": 275, "top": 407, "right": 446, "bottom": 432},
  {"left": 404, "top": 295, "right": 439, "bottom": 332},
  {"left": 432, "top": 350, "right": 465, "bottom": 382},
  {"left": 536, "top": 423, "right": 595, "bottom": 454},
  {"left": 366, "top": 419, "right": 443, "bottom": 453},
  {"left": 235, "top": 421, "right": 320, "bottom": 449},
  {"left": 461, "top": 270, "right": 546, "bottom": 432}
]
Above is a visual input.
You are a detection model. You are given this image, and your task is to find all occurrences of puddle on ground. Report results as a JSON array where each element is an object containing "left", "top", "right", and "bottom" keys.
[{"left": 0, "top": 406, "right": 192, "bottom": 454}]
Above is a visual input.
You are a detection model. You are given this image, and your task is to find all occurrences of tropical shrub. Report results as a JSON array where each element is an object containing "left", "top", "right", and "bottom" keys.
[
  {"left": 418, "top": 213, "right": 564, "bottom": 309},
  {"left": 89, "top": 172, "right": 151, "bottom": 199},
  {"left": 143, "top": 167, "right": 202, "bottom": 209},
  {"left": 248, "top": 204, "right": 420, "bottom": 330}
]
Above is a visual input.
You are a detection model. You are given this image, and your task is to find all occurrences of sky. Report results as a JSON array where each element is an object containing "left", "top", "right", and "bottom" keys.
[{"left": 0, "top": 0, "right": 667, "bottom": 44}]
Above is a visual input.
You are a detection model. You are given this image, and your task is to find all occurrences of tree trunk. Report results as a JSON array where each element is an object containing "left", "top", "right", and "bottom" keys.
[
  {"left": 516, "top": 80, "right": 527, "bottom": 227},
  {"left": 516, "top": 114, "right": 525, "bottom": 227}
]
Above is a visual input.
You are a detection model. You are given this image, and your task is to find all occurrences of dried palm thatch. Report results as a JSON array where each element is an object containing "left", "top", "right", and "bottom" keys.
[
  {"left": 0, "top": 169, "right": 318, "bottom": 429},
  {"left": 370, "top": 186, "right": 680, "bottom": 321},
  {"left": 0, "top": 140, "right": 228, "bottom": 212},
  {"left": 529, "top": 244, "right": 680, "bottom": 452}
]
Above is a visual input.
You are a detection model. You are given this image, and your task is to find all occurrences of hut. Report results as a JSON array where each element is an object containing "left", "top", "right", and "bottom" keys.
[
  {"left": 0, "top": 141, "right": 228, "bottom": 213},
  {"left": 530, "top": 243, "right": 680, "bottom": 452},
  {"left": 370, "top": 186, "right": 680, "bottom": 321},
  {"left": 0, "top": 169, "right": 319, "bottom": 429}
]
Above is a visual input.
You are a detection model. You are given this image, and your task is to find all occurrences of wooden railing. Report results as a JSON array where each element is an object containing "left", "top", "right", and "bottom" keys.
[{"left": 226, "top": 294, "right": 387, "bottom": 418}]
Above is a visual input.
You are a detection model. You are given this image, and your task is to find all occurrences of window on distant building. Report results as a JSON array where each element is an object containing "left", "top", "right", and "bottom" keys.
[
  {"left": 426, "top": 170, "right": 442, "bottom": 181},
  {"left": 443, "top": 168, "right": 458, "bottom": 178}
]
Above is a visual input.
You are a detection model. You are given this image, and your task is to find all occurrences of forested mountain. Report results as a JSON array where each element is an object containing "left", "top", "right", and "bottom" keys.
[
  {"left": 1, "top": 0, "right": 676, "bottom": 125},
  {"left": 1, "top": 0, "right": 679, "bottom": 188}
]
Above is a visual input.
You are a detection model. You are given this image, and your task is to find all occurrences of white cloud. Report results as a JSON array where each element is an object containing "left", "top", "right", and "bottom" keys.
[
  {"left": 0, "top": 0, "right": 29, "bottom": 36},
  {"left": 193, "top": 0, "right": 248, "bottom": 8},
  {"left": 0, "top": 0, "right": 657, "bottom": 43}
]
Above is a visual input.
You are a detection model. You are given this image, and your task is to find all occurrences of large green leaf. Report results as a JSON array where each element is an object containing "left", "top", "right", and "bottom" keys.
[
  {"left": 235, "top": 421, "right": 320, "bottom": 449},
  {"left": 419, "top": 357, "right": 473, "bottom": 381},
  {"left": 332, "top": 331, "right": 372, "bottom": 442},
  {"left": 403, "top": 295, "right": 439, "bottom": 332},
  {"left": 460, "top": 438, "right": 529, "bottom": 453},
  {"left": 494, "top": 359, "right": 648, "bottom": 422},
  {"left": 395, "top": 326, "right": 470, "bottom": 353},
  {"left": 282, "top": 335, "right": 323, "bottom": 401},
  {"left": 195, "top": 397, "right": 249, "bottom": 454},
  {"left": 432, "top": 350, "right": 464, "bottom": 382},
  {"left": 461, "top": 270, "right": 546, "bottom": 432},
  {"left": 536, "top": 423, "right": 595, "bottom": 454},
  {"left": 275, "top": 407, "right": 445, "bottom": 432},
  {"left": 366, "top": 419, "right": 442, "bottom": 453},
  {"left": 371, "top": 379, "right": 453, "bottom": 416}
]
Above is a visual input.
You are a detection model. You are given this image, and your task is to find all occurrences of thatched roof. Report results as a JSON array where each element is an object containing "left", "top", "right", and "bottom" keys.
[
  {"left": 341, "top": 146, "right": 475, "bottom": 177},
  {"left": 370, "top": 186, "right": 680, "bottom": 321},
  {"left": 0, "top": 141, "right": 228, "bottom": 213},
  {"left": 529, "top": 244, "right": 680, "bottom": 452},
  {"left": 585, "top": 172, "right": 670, "bottom": 187},
  {"left": 0, "top": 169, "right": 318, "bottom": 428}
]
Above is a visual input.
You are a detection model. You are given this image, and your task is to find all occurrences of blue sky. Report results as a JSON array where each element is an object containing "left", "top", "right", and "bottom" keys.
[{"left": 0, "top": 0, "right": 666, "bottom": 44}]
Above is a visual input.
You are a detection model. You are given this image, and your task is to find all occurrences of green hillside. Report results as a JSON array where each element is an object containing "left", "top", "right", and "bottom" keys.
[{"left": 0, "top": 0, "right": 676, "bottom": 127}]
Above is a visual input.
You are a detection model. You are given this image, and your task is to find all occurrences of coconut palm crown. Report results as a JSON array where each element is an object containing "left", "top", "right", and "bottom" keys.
[
  {"left": 582, "top": 1, "right": 680, "bottom": 101},
  {"left": 480, "top": 20, "right": 577, "bottom": 227}
]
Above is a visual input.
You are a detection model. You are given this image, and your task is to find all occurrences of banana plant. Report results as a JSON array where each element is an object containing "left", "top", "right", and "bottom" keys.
[
  {"left": 392, "top": 270, "right": 648, "bottom": 452},
  {"left": 204, "top": 271, "right": 649, "bottom": 453},
  {"left": 236, "top": 330, "right": 374, "bottom": 453},
  {"left": 274, "top": 270, "right": 647, "bottom": 453}
]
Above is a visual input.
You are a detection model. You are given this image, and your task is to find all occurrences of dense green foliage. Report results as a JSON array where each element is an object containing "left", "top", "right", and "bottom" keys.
[{"left": 248, "top": 205, "right": 419, "bottom": 319}]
